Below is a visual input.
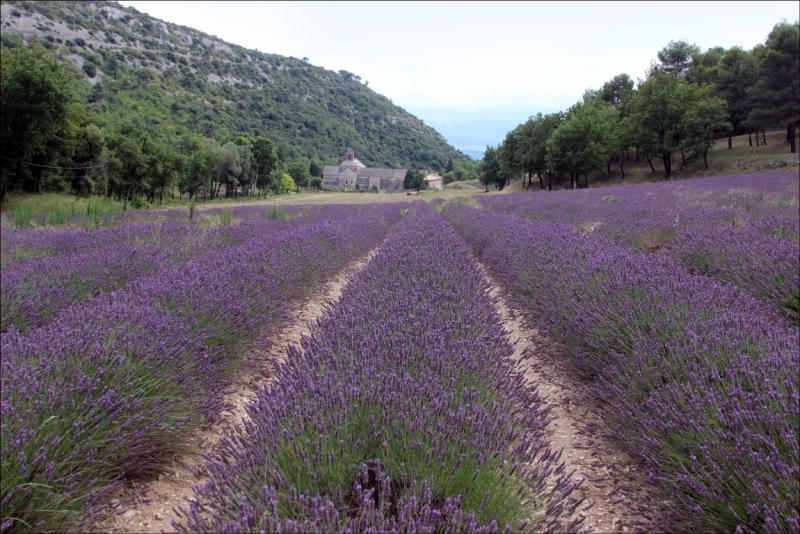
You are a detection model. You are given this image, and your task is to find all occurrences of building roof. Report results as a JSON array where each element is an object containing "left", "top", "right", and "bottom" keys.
[
  {"left": 356, "top": 168, "right": 406, "bottom": 179},
  {"left": 342, "top": 159, "right": 366, "bottom": 168},
  {"left": 340, "top": 147, "right": 366, "bottom": 168}
]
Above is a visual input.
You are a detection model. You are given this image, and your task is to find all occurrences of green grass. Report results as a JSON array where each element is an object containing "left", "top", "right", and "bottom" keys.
[
  {"left": 219, "top": 208, "right": 233, "bottom": 226},
  {"left": 46, "top": 205, "right": 69, "bottom": 225},
  {"left": 606, "top": 129, "right": 799, "bottom": 186},
  {"left": 266, "top": 204, "right": 290, "bottom": 220},
  {"left": 1, "top": 187, "right": 489, "bottom": 224},
  {"left": 11, "top": 205, "right": 32, "bottom": 228},
  {"left": 630, "top": 228, "right": 676, "bottom": 254},
  {"left": 1, "top": 194, "right": 126, "bottom": 228}
]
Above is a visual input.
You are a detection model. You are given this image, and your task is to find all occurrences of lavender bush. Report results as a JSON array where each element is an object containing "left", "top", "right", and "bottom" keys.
[
  {"left": 1, "top": 242, "right": 168, "bottom": 333},
  {"left": 1, "top": 299, "right": 227, "bottom": 532},
  {"left": 668, "top": 227, "right": 799, "bottom": 323},
  {"left": 0, "top": 220, "right": 294, "bottom": 334},
  {"left": 478, "top": 172, "right": 800, "bottom": 324},
  {"left": 1, "top": 203, "right": 406, "bottom": 532},
  {"left": 183, "top": 203, "right": 581, "bottom": 533},
  {"left": 121, "top": 215, "right": 394, "bottom": 364},
  {"left": 443, "top": 203, "right": 799, "bottom": 533},
  {"left": 0, "top": 204, "right": 401, "bottom": 264}
]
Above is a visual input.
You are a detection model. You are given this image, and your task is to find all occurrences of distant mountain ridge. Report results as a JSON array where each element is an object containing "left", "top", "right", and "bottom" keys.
[
  {"left": 0, "top": 0, "right": 469, "bottom": 170},
  {"left": 461, "top": 149, "right": 484, "bottom": 161}
]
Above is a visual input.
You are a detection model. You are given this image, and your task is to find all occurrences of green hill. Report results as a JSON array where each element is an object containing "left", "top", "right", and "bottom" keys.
[{"left": 0, "top": 1, "right": 468, "bottom": 182}]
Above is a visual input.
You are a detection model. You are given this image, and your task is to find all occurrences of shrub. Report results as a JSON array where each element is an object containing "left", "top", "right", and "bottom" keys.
[
  {"left": 1, "top": 204, "right": 407, "bottom": 531},
  {"left": 1, "top": 301, "right": 227, "bottom": 532},
  {"left": 266, "top": 204, "right": 289, "bottom": 220},
  {"left": 279, "top": 173, "right": 295, "bottom": 194},
  {"left": 12, "top": 205, "right": 32, "bottom": 228},
  {"left": 132, "top": 197, "right": 151, "bottom": 210},
  {"left": 47, "top": 205, "right": 69, "bottom": 226}
]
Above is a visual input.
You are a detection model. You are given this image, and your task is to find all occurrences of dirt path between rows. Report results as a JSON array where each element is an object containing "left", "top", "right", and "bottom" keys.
[
  {"left": 480, "top": 265, "right": 665, "bottom": 533},
  {"left": 94, "top": 248, "right": 381, "bottom": 534}
]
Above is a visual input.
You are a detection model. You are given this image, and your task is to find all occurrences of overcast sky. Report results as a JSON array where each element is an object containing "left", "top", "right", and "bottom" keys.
[{"left": 121, "top": 1, "right": 798, "bottom": 157}]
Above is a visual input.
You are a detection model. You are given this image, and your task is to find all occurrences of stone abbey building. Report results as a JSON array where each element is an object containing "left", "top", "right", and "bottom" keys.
[{"left": 322, "top": 149, "right": 407, "bottom": 190}]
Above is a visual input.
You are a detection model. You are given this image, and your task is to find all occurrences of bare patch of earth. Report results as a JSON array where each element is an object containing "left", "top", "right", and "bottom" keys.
[
  {"left": 480, "top": 265, "right": 666, "bottom": 533},
  {"left": 93, "top": 248, "right": 381, "bottom": 533}
]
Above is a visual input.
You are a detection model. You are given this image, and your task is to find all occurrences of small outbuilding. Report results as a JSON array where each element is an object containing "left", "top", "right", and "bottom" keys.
[{"left": 423, "top": 173, "right": 443, "bottom": 190}]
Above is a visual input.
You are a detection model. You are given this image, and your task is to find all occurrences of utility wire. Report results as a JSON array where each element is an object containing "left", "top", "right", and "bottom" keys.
[{"left": 0, "top": 155, "right": 106, "bottom": 170}]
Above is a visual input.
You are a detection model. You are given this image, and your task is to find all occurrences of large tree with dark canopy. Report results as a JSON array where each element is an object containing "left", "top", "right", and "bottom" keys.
[
  {"left": 512, "top": 113, "right": 564, "bottom": 190},
  {"left": 0, "top": 43, "right": 81, "bottom": 196},
  {"left": 545, "top": 101, "right": 617, "bottom": 188},
  {"left": 747, "top": 20, "right": 799, "bottom": 153},
  {"left": 717, "top": 47, "right": 757, "bottom": 149},
  {"left": 656, "top": 40, "right": 701, "bottom": 77},
  {"left": 598, "top": 74, "right": 635, "bottom": 109},
  {"left": 479, "top": 146, "right": 500, "bottom": 192},
  {"left": 498, "top": 127, "right": 524, "bottom": 188}
]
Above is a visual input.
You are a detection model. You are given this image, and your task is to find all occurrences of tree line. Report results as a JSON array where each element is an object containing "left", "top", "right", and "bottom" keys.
[
  {"left": 0, "top": 42, "right": 328, "bottom": 204},
  {"left": 482, "top": 20, "right": 799, "bottom": 190}
]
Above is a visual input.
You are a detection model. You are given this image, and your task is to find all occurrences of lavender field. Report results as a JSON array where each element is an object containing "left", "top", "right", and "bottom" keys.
[
  {"left": 444, "top": 172, "right": 799, "bottom": 532},
  {"left": 476, "top": 171, "right": 800, "bottom": 325},
  {"left": 1, "top": 203, "right": 405, "bottom": 532},
  {"left": 1, "top": 173, "right": 798, "bottom": 533},
  {"left": 181, "top": 202, "right": 581, "bottom": 533}
]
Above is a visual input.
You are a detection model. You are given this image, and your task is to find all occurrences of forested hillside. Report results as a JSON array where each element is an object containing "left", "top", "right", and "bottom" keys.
[{"left": 0, "top": 0, "right": 469, "bottom": 201}]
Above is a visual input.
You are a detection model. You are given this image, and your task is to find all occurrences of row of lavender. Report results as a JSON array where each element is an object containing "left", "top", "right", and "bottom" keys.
[
  {"left": 180, "top": 203, "right": 581, "bottom": 533},
  {"left": 0, "top": 204, "right": 397, "bottom": 334},
  {"left": 0, "top": 217, "right": 275, "bottom": 263},
  {"left": 442, "top": 203, "right": 799, "bottom": 533},
  {"left": 0, "top": 204, "right": 405, "bottom": 533},
  {"left": 478, "top": 172, "right": 800, "bottom": 324},
  {"left": 0, "top": 204, "right": 376, "bottom": 263},
  {"left": 1, "top": 219, "right": 323, "bottom": 333},
  {"left": 483, "top": 172, "right": 799, "bottom": 238}
]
